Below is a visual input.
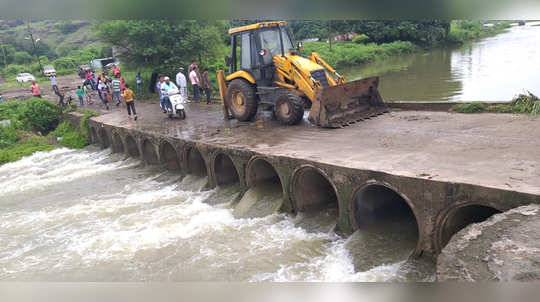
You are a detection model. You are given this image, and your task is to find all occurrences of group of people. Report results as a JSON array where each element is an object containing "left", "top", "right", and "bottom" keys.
[
  {"left": 21, "top": 60, "right": 218, "bottom": 120},
  {"left": 75, "top": 66, "right": 138, "bottom": 120},
  {"left": 156, "top": 60, "right": 213, "bottom": 114}
]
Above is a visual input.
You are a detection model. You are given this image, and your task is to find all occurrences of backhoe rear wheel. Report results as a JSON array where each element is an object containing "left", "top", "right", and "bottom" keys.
[
  {"left": 226, "top": 79, "right": 258, "bottom": 122},
  {"left": 274, "top": 93, "right": 305, "bottom": 125}
]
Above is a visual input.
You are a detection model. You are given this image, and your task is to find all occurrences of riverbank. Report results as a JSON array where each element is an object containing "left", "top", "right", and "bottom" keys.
[
  {"left": 301, "top": 41, "right": 417, "bottom": 70},
  {"left": 0, "top": 97, "right": 97, "bottom": 165},
  {"left": 447, "top": 20, "right": 512, "bottom": 44},
  {"left": 301, "top": 21, "right": 512, "bottom": 75}
]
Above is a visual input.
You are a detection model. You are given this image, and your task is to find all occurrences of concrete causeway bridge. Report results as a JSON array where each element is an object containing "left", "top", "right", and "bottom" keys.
[{"left": 79, "top": 102, "right": 540, "bottom": 256}]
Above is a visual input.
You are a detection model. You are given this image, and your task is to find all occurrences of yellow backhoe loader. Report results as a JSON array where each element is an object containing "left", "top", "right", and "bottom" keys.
[{"left": 217, "top": 21, "right": 388, "bottom": 128}]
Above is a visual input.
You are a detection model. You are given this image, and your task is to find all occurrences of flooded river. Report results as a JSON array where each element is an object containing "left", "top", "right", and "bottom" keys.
[
  {"left": 344, "top": 22, "right": 540, "bottom": 101},
  {"left": 0, "top": 147, "right": 433, "bottom": 281}
]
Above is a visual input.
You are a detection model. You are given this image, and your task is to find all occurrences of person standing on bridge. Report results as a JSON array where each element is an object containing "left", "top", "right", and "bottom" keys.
[
  {"left": 176, "top": 67, "right": 187, "bottom": 102},
  {"left": 112, "top": 75, "right": 122, "bottom": 107},
  {"left": 202, "top": 69, "right": 212, "bottom": 104},
  {"left": 157, "top": 75, "right": 166, "bottom": 113},
  {"left": 122, "top": 84, "right": 137, "bottom": 121},
  {"left": 189, "top": 66, "right": 200, "bottom": 102},
  {"left": 135, "top": 72, "right": 142, "bottom": 94}
]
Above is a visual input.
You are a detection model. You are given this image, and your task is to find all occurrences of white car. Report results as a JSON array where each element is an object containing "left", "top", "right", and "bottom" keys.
[
  {"left": 43, "top": 65, "right": 56, "bottom": 77},
  {"left": 16, "top": 73, "right": 35, "bottom": 83}
]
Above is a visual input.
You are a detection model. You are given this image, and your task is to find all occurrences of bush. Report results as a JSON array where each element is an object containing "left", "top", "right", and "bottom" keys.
[
  {"left": 53, "top": 57, "right": 77, "bottom": 70},
  {"left": 301, "top": 40, "right": 416, "bottom": 69},
  {"left": 13, "top": 51, "right": 34, "bottom": 64},
  {"left": 19, "top": 98, "right": 62, "bottom": 133},
  {"left": 452, "top": 102, "right": 486, "bottom": 113},
  {"left": 510, "top": 92, "right": 538, "bottom": 113},
  {"left": 0, "top": 124, "right": 19, "bottom": 148},
  {"left": 48, "top": 121, "right": 88, "bottom": 149},
  {"left": 4, "top": 64, "right": 25, "bottom": 76},
  {"left": 532, "top": 101, "right": 540, "bottom": 116},
  {"left": 353, "top": 34, "right": 370, "bottom": 44},
  {"left": 486, "top": 104, "right": 513, "bottom": 113}
]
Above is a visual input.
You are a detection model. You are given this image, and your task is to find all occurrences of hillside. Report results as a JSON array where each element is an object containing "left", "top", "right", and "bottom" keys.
[{"left": 0, "top": 20, "right": 103, "bottom": 57}]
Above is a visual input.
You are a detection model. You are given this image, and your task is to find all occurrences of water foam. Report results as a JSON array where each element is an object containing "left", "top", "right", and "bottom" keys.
[{"left": 0, "top": 148, "right": 414, "bottom": 281}]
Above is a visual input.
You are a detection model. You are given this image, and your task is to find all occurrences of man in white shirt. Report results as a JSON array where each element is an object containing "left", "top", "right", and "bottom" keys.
[
  {"left": 160, "top": 76, "right": 178, "bottom": 112},
  {"left": 189, "top": 67, "right": 200, "bottom": 102},
  {"left": 176, "top": 67, "right": 187, "bottom": 102}
]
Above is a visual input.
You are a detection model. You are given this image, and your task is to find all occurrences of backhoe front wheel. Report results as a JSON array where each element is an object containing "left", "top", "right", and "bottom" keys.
[
  {"left": 274, "top": 93, "right": 305, "bottom": 125},
  {"left": 226, "top": 79, "right": 258, "bottom": 122}
]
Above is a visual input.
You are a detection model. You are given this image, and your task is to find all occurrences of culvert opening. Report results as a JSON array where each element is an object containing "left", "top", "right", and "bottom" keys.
[
  {"left": 233, "top": 158, "right": 283, "bottom": 219},
  {"left": 125, "top": 135, "right": 139, "bottom": 158},
  {"left": 98, "top": 129, "right": 110, "bottom": 149},
  {"left": 90, "top": 127, "right": 97, "bottom": 144},
  {"left": 440, "top": 205, "right": 501, "bottom": 249},
  {"left": 142, "top": 139, "right": 159, "bottom": 165},
  {"left": 347, "top": 184, "right": 419, "bottom": 271},
  {"left": 214, "top": 154, "right": 239, "bottom": 186},
  {"left": 291, "top": 167, "right": 338, "bottom": 212},
  {"left": 160, "top": 142, "right": 180, "bottom": 172},
  {"left": 187, "top": 148, "right": 207, "bottom": 176},
  {"left": 111, "top": 133, "right": 124, "bottom": 153}
]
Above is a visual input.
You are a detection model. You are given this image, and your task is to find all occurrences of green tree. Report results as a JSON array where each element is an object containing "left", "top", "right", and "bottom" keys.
[
  {"left": 98, "top": 20, "right": 224, "bottom": 91},
  {"left": 13, "top": 51, "right": 33, "bottom": 64}
]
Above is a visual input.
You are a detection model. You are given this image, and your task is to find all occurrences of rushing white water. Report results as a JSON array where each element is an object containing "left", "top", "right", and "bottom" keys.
[{"left": 0, "top": 147, "right": 425, "bottom": 281}]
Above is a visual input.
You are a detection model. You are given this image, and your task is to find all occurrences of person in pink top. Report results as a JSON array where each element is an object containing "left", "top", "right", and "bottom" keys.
[
  {"left": 30, "top": 80, "right": 41, "bottom": 98},
  {"left": 189, "top": 66, "right": 200, "bottom": 102}
]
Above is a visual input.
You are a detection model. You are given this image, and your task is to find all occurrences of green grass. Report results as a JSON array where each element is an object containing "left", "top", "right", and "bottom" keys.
[
  {"left": 452, "top": 102, "right": 486, "bottom": 113},
  {"left": 301, "top": 40, "right": 417, "bottom": 70},
  {"left": 447, "top": 21, "right": 512, "bottom": 44},
  {"left": 452, "top": 92, "right": 540, "bottom": 115},
  {"left": 48, "top": 120, "right": 88, "bottom": 149},
  {"left": 77, "top": 109, "right": 100, "bottom": 139}
]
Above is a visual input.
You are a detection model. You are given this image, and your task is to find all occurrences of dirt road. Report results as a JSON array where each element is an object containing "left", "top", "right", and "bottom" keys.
[{"left": 1, "top": 74, "right": 86, "bottom": 101}]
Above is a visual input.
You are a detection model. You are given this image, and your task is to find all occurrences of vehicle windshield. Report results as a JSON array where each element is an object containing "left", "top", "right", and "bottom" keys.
[{"left": 259, "top": 27, "right": 294, "bottom": 65}]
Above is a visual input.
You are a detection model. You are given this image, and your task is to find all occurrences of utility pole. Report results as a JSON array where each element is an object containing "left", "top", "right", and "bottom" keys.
[
  {"left": 0, "top": 39, "right": 7, "bottom": 75},
  {"left": 328, "top": 20, "right": 332, "bottom": 51},
  {"left": 26, "top": 19, "right": 43, "bottom": 75}
]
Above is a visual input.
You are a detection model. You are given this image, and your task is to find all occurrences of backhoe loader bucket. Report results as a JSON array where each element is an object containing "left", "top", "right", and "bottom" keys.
[{"left": 308, "top": 77, "right": 388, "bottom": 128}]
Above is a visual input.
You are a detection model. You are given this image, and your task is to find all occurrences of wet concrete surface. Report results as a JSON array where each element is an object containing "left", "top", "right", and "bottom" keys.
[{"left": 92, "top": 99, "right": 540, "bottom": 196}]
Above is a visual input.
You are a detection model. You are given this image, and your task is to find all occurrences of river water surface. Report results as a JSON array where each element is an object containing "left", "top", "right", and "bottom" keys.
[
  {"left": 0, "top": 147, "right": 431, "bottom": 281},
  {"left": 343, "top": 22, "right": 540, "bottom": 101}
]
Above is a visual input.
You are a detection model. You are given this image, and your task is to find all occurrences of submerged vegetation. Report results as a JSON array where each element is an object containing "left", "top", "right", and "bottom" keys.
[
  {"left": 452, "top": 92, "right": 540, "bottom": 115},
  {"left": 0, "top": 98, "right": 98, "bottom": 165}
]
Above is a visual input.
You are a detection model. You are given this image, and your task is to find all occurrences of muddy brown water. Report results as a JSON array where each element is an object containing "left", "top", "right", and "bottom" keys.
[
  {"left": 343, "top": 22, "right": 540, "bottom": 102},
  {"left": 0, "top": 146, "right": 432, "bottom": 281}
]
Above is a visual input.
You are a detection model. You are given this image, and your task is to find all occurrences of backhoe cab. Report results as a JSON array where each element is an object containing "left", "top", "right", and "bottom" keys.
[{"left": 217, "top": 21, "right": 388, "bottom": 128}]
